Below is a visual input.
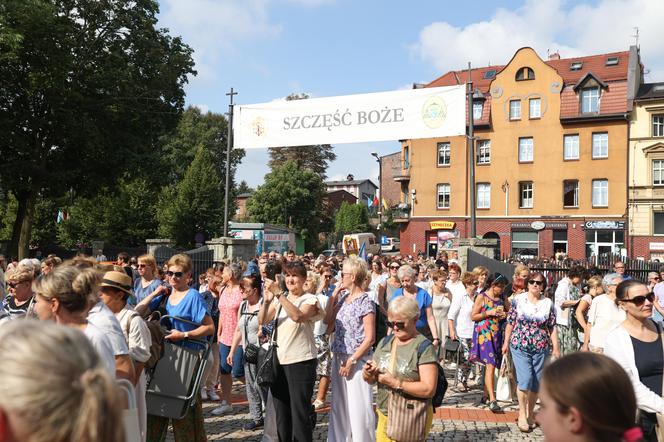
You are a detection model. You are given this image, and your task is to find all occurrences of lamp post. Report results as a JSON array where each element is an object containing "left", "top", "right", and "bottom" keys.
[{"left": 371, "top": 152, "right": 382, "bottom": 248}]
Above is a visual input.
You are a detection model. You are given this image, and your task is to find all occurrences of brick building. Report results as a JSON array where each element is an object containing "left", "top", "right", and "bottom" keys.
[
  {"left": 398, "top": 46, "right": 643, "bottom": 259},
  {"left": 379, "top": 151, "right": 402, "bottom": 207}
]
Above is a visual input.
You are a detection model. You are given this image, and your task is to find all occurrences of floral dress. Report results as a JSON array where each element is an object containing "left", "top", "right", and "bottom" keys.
[
  {"left": 559, "top": 284, "right": 581, "bottom": 356},
  {"left": 469, "top": 293, "right": 504, "bottom": 367}
]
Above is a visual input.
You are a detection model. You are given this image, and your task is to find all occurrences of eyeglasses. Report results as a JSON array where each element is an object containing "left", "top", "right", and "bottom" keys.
[
  {"left": 385, "top": 320, "right": 406, "bottom": 330},
  {"left": 240, "top": 285, "right": 253, "bottom": 292},
  {"left": 323, "top": 274, "right": 332, "bottom": 279},
  {"left": 7, "top": 281, "right": 25, "bottom": 289},
  {"left": 166, "top": 271, "right": 184, "bottom": 278},
  {"left": 622, "top": 292, "right": 655, "bottom": 307},
  {"left": 138, "top": 264, "right": 148, "bottom": 269},
  {"left": 528, "top": 280, "right": 544, "bottom": 286},
  {"left": 389, "top": 266, "right": 399, "bottom": 270}
]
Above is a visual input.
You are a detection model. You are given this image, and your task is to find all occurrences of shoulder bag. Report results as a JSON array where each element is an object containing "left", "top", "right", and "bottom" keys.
[
  {"left": 256, "top": 303, "right": 282, "bottom": 387},
  {"left": 655, "top": 324, "right": 664, "bottom": 442},
  {"left": 386, "top": 338, "right": 429, "bottom": 442},
  {"left": 242, "top": 301, "right": 260, "bottom": 364}
]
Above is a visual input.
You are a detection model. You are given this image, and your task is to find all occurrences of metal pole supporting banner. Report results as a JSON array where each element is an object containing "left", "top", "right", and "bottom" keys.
[
  {"left": 467, "top": 63, "right": 477, "bottom": 238},
  {"left": 223, "top": 88, "right": 237, "bottom": 238}
]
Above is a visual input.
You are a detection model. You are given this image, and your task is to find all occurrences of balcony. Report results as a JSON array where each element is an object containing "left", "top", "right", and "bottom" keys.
[
  {"left": 392, "top": 204, "right": 411, "bottom": 223},
  {"left": 393, "top": 168, "right": 410, "bottom": 182}
]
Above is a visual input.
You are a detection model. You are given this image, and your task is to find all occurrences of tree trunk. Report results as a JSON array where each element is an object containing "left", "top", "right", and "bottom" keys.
[{"left": 9, "top": 189, "right": 34, "bottom": 260}]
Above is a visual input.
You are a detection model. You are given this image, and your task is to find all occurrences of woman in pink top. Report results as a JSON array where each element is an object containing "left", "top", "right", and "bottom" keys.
[{"left": 212, "top": 263, "right": 244, "bottom": 416}]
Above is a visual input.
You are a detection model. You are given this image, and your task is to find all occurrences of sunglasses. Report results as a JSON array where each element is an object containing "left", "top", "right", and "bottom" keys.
[
  {"left": 389, "top": 266, "right": 399, "bottom": 270},
  {"left": 166, "top": 271, "right": 184, "bottom": 278},
  {"left": 528, "top": 279, "right": 544, "bottom": 286},
  {"left": 7, "top": 281, "right": 25, "bottom": 289},
  {"left": 622, "top": 292, "right": 655, "bottom": 307},
  {"left": 385, "top": 320, "right": 406, "bottom": 330},
  {"left": 323, "top": 275, "right": 332, "bottom": 279},
  {"left": 138, "top": 264, "right": 148, "bottom": 268}
]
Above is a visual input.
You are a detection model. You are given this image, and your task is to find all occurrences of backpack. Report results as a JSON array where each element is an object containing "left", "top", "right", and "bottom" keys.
[
  {"left": 380, "top": 335, "right": 448, "bottom": 409},
  {"left": 142, "top": 295, "right": 169, "bottom": 371}
]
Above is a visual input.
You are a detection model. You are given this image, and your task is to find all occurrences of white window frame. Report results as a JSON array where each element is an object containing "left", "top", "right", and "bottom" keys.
[
  {"left": 581, "top": 87, "right": 599, "bottom": 113},
  {"left": 519, "top": 137, "right": 534, "bottom": 162},
  {"left": 477, "top": 140, "right": 491, "bottom": 164},
  {"left": 509, "top": 99, "right": 521, "bottom": 120},
  {"left": 563, "top": 180, "right": 579, "bottom": 208},
  {"left": 592, "top": 132, "right": 608, "bottom": 159},
  {"left": 436, "top": 184, "right": 450, "bottom": 209},
  {"left": 477, "top": 183, "right": 491, "bottom": 209},
  {"left": 653, "top": 115, "right": 664, "bottom": 137},
  {"left": 529, "top": 98, "right": 541, "bottom": 119},
  {"left": 473, "top": 102, "right": 483, "bottom": 120},
  {"left": 563, "top": 134, "right": 579, "bottom": 160},
  {"left": 654, "top": 160, "right": 664, "bottom": 186},
  {"left": 592, "top": 179, "right": 609, "bottom": 207},
  {"left": 519, "top": 182, "right": 533, "bottom": 208},
  {"left": 437, "top": 142, "right": 450, "bottom": 166}
]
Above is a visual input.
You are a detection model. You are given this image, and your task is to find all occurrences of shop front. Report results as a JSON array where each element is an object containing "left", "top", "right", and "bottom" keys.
[
  {"left": 510, "top": 222, "right": 570, "bottom": 259},
  {"left": 584, "top": 220, "right": 625, "bottom": 257},
  {"left": 426, "top": 221, "right": 459, "bottom": 257}
]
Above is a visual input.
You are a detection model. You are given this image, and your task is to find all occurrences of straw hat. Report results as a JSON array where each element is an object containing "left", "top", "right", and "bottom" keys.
[{"left": 100, "top": 271, "right": 133, "bottom": 296}]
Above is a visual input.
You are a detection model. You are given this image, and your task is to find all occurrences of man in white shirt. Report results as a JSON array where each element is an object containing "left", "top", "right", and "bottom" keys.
[{"left": 87, "top": 300, "right": 136, "bottom": 382}]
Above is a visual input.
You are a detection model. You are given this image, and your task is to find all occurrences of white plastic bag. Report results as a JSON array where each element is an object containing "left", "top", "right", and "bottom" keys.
[{"left": 495, "top": 355, "right": 513, "bottom": 403}]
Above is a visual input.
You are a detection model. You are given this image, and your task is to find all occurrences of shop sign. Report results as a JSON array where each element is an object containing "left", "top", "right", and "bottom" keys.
[
  {"left": 511, "top": 222, "right": 568, "bottom": 230},
  {"left": 650, "top": 242, "right": 664, "bottom": 251},
  {"left": 584, "top": 221, "right": 625, "bottom": 230},
  {"left": 430, "top": 221, "right": 456, "bottom": 230},
  {"left": 531, "top": 221, "right": 545, "bottom": 230},
  {"left": 265, "top": 233, "right": 290, "bottom": 242}
]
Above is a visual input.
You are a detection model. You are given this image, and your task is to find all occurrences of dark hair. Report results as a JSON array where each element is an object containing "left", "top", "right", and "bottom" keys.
[
  {"left": 528, "top": 271, "right": 547, "bottom": 290},
  {"left": 448, "top": 263, "right": 461, "bottom": 274},
  {"left": 117, "top": 252, "right": 129, "bottom": 264},
  {"left": 242, "top": 274, "right": 262, "bottom": 293},
  {"left": 486, "top": 272, "right": 508, "bottom": 287},
  {"left": 567, "top": 265, "right": 584, "bottom": 279},
  {"left": 284, "top": 260, "right": 307, "bottom": 278},
  {"left": 615, "top": 280, "right": 645, "bottom": 305},
  {"left": 542, "top": 353, "right": 639, "bottom": 442}
]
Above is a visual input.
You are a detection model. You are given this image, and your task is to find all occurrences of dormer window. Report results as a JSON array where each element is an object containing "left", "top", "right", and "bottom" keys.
[
  {"left": 570, "top": 62, "right": 583, "bottom": 71},
  {"left": 606, "top": 57, "right": 619, "bottom": 66},
  {"left": 581, "top": 87, "right": 600, "bottom": 113},
  {"left": 472, "top": 101, "right": 483, "bottom": 120},
  {"left": 515, "top": 67, "right": 535, "bottom": 81},
  {"left": 483, "top": 70, "right": 497, "bottom": 79}
]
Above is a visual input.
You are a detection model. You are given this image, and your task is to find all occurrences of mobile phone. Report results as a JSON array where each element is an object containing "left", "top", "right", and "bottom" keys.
[{"left": 264, "top": 260, "right": 279, "bottom": 280}]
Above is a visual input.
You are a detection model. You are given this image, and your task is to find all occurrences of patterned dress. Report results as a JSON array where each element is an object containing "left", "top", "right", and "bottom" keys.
[
  {"left": 469, "top": 293, "right": 504, "bottom": 367},
  {"left": 559, "top": 284, "right": 581, "bottom": 356}
]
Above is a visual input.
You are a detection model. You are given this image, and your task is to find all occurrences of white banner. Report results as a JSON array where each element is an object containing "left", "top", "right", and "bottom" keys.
[{"left": 234, "top": 85, "right": 466, "bottom": 149}]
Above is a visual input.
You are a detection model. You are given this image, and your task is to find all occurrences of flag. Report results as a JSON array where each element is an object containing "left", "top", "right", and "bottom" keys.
[
  {"left": 56, "top": 211, "right": 64, "bottom": 224},
  {"left": 372, "top": 196, "right": 379, "bottom": 207},
  {"left": 382, "top": 198, "right": 388, "bottom": 210},
  {"left": 367, "top": 197, "right": 372, "bottom": 208},
  {"left": 358, "top": 241, "right": 367, "bottom": 261}
]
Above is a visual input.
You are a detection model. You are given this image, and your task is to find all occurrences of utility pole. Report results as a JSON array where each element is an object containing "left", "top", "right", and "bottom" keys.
[
  {"left": 371, "top": 152, "right": 382, "bottom": 247},
  {"left": 467, "top": 63, "right": 477, "bottom": 238},
  {"left": 223, "top": 88, "right": 237, "bottom": 238}
]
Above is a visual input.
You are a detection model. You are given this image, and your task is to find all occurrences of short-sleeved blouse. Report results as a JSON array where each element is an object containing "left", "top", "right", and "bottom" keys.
[
  {"left": 218, "top": 285, "right": 243, "bottom": 346},
  {"left": 390, "top": 287, "right": 432, "bottom": 330},
  {"left": 507, "top": 293, "right": 556, "bottom": 353},
  {"left": 331, "top": 292, "right": 375, "bottom": 355}
]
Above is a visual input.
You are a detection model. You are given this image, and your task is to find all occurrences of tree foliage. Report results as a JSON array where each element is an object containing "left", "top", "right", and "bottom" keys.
[
  {"left": 267, "top": 93, "right": 336, "bottom": 179},
  {"left": 0, "top": 0, "right": 196, "bottom": 257},
  {"left": 246, "top": 160, "right": 326, "bottom": 247},
  {"left": 334, "top": 201, "right": 370, "bottom": 236}
]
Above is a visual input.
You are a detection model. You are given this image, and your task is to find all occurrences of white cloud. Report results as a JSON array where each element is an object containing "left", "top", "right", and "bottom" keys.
[
  {"left": 411, "top": 0, "right": 664, "bottom": 81},
  {"left": 192, "top": 103, "right": 210, "bottom": 113},
  {"left": 287, "top": 0, "right": 335, "bottom": 6}
]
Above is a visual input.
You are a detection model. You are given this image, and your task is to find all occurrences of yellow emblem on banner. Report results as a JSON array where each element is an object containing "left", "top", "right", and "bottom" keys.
[
  {"left": 430, "top": 221, "right": 455, "bottom": 230},
  {"left": 421, "top": 96, "right": 447, "bottom": 129}
]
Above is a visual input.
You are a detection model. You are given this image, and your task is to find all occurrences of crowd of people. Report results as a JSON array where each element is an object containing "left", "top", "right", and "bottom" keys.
[{"left": 0, "top": 249, "right": 661, "bottom": 441}]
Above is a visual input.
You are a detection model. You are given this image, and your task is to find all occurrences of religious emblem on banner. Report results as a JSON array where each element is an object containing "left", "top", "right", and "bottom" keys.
[
  {"left": 421, "top": 96, "right": 447, "bottom": 129},
  {"left": 251, "top": 117, "right": 266, "bottom": 137}
]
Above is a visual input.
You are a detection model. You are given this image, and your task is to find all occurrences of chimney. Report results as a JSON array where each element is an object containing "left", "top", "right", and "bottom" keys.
[{"left": 549, "top": 51, "right": 561, "bottom": 60}]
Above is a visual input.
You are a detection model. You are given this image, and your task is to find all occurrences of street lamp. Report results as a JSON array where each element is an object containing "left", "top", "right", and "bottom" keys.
[{"left": 371, "top": 152, "right": 382, "bottom": 249}]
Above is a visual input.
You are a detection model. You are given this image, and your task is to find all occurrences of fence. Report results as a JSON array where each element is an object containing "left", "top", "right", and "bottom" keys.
[
  {"left": 467, "top": 249, "right": 516, "bottom": 282},
  {"left": 153, "top": 245, "right": 215, "bottom": 279}
]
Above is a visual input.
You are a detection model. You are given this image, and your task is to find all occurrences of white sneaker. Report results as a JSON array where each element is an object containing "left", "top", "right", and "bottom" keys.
[
  {"left": 211, "top": 401, "right": 232, "bottom": 416},
  {"left": 208, "top": 389, "right": 220, "bottom": 401},
  {"left": 200, "top": 388, "right": 208, "bottom": 401}
]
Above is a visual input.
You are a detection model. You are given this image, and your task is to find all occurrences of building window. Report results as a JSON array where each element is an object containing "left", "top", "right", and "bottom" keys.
[
  {"left": 477, "top": 183, "right": 491, "bottom": 209},
  {"left": 529, "top": 98, "right": 541, "bottom": 118},
  {"left": 592, "top": 179, "right": 609, "bottom": 207},
  {"left": 473, "top": 102, "right": 483, "bottom": 120},
  {"left": 403, "top": 146, "right": 410, "bottom": 169},
  {"left": 519, "top": 137, "right": 534, "bottom": 162},
  {"left": 654, "top": 160, "right": 664, "bottom": 185},
  {"left": 553, "top": 230, "right": 568, "bottom": 254},
  {"left": 655, "top": 213, "right": 664, "bottom": 235},
  {"left": 563, "top": 180, "right": 579, "bottom": 207},
  {"left": 581, "top": 87, "right": 600, "bottom": 113},
  {"left": 519, "top": 182, "right": 533, "bottom": 208},
  {"left": 653, "top": 115, "right": 664, "bottom": 137},
  {"left": 437, "top": 142, "right": 450, "bottom": 166},
  {"left": 509, "top": 100, "right": 521, "bottom": 120},
  {"left": 516, "top": 67, "right": 535, "bottom": 81},
  {"left": 592, "top": 132, "right": 608, "bottom": 159},
  {"left": 512, "top": 231, "right": 539, "bottom": 257},
  {"left": 586, "top": 230, "right": 624, "bottom": 257},
  {"left": 477, "top": 140, "right": 491, "bottom": 164},
  {"left": 563, "top": 134, "right": 579, "bottom": 160},
  {"left": 437, "top": 184, "right": 450, "bottom": 209}
]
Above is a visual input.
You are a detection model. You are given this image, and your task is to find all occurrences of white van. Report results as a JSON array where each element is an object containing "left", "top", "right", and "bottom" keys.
[{"left": 342, "top": 233, "right": 381, "bottom": 256}]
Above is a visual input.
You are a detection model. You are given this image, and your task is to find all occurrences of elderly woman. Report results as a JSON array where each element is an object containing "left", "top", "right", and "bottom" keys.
[
  {"left": 0, "top": 320, "right": 125, "bottom": 442},
  {"left": 137, "top": 253, "right": 214, "bottom": 442},
  {"left": 586, "top": 273, "right": 625, "bottom": 353},
  {"left": 554, "top": 266, "right": 583, "bottom": 355},
  {"left": 445, "top": 263, "right": 465, "bottom": 301},
  {"left": 605, "top": 280, "right": 664, "bottom": 441},
  {"left": 363, "top": 297, "right": 438, "bottom": 442},
  {"left": 390, "top": 265, "right": 439, "bottom": 345},
  {"left": 0, "top": 265, "right": 36, "bottom": 323},
  {"left": 448, "top": 272, "right": 479, "bottom": 390},
  {"left": 212, "top": 262, "right": 245, "bottom": 416},
  {"left": 258, "top": 260, "right": 324, "bottom": 442},
  {"left": 502, "top": 272, "right": 559, "bottom": 432},
  {"left": 99, "top": 270, "right": 152, "bottom": 442},
  {"left": 325, "top": 257, "right": 376, "bottom": 441},
  {"left": 430, "top": 269, "right": 451, "bottom": 360}
]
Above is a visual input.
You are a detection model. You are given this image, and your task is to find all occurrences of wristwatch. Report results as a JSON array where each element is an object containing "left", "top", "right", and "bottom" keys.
[
  {"left": 395, "top": 380, "right": 404, "bottom": 394},
  {"left": 184, "top": 331, "right": 189, "bottom": 339},
  {"left": 349, "top": 357, "right": 357, "bottom": 365}
]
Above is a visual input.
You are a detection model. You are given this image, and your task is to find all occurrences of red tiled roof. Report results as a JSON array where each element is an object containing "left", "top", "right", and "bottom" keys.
[{"left": 427, "top": 66, "right": 505, "bottom": 93}]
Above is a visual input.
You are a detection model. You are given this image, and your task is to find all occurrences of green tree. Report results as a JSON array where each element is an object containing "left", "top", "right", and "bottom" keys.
[
  {"left": 0, "top": 0, "right": 195, "bottom": 258},
  {"left": 246, "top": 160, "right": 326, "bottom": 248},
  {"left": 334, "top": 201, "right": 370, "bottom": 236},
  {"left": 268, "top": 93, "right": 336, "bottom": 179},
  {"left": 157, "top": 146, "right": 224, "bottom": 247},
  {"left": 236, "top": 180, "right": 253, "bottom": 195}
]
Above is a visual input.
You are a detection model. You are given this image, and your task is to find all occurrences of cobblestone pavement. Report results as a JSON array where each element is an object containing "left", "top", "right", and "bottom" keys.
[{"left": 165, "top": 364, "right": 544, "bottom": 441}]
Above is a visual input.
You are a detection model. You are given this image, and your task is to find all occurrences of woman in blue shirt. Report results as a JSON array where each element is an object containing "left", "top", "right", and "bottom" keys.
[
  {"left": 131, "top": 254, "right": 162, "bottom": 306},
  {"left": 390, "top": 265, "right": 440, "bottom": 347}
]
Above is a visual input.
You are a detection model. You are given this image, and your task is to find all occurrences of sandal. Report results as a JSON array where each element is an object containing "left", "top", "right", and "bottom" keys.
[{"left": 517, "top": 417, "right": 530, "bottom": 433}]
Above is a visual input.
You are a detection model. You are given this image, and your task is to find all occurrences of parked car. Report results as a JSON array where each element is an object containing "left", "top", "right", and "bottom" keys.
[{"left": 381, "top": 237, "right": 400, "bottom": 252}]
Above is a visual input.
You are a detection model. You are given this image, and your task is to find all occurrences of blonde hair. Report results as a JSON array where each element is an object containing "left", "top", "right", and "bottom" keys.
[
  {"left": 514, "top": 264, "right": 529, "bottom": 277},
  {"left": 166, "top": 253, "right": 192, "bottom": 274},
  {"left": 472, "top": 265, "right": 489, "bottom": 277},
  {"left": 33, "top": 266, "right": 101, "bottom": 314},
  {"left": 461, "top": 271, "right": 477, "bottom": 287},
  {"left": 137, "top": 254, "right": 157, "bottom": 270},
  {"left": 388, "top": 296, "right": 420, "bottom": 320},
  {"left": 6, "top": 266, "right": 35, "bottom": 284},
  {"left": 306, "top": 271, "right": 320, "bottom": 294},
  {"left": 587, "top": 275, "right": 603, "bottom": 290},
  {"left": 342, "top": 256, "right": 368, "bottom": 286},
  {"left": 0, "top": 320, "right": 124, "bottom": 442}
]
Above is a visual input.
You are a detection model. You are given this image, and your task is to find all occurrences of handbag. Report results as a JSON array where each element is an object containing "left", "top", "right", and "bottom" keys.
[
  {"left": 656, "top": 324, "right": 664, "bottom": 442},
  {"left": 241, "top": 301, "right": 260, "bottom": 365},
  {"left": 256, "top": 304, "right": 282, "bottom": 387},
  {"left": 495, "top": 354, "right": 513, "bottom": 403},
  {"left": 386, "top": 338, "right": 429, "bottom": 442}
]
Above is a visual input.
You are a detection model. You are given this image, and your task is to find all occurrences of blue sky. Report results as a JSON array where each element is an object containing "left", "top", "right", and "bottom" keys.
[{"left": 157, "top": 0, "right": 664, "bottom": 187}]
